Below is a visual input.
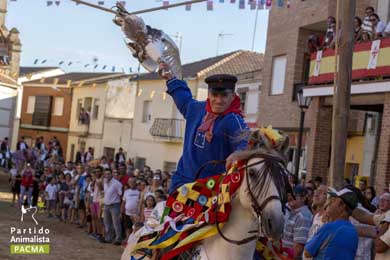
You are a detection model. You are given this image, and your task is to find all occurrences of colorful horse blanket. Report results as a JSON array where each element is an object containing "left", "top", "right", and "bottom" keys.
[{"left": 131, "top": 163, "right": 245, "bottom": 260}]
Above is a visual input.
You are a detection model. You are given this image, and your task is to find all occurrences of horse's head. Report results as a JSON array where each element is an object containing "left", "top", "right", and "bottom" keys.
[{"left": 235, "top": 127, "right": 291, "bottom": 240}]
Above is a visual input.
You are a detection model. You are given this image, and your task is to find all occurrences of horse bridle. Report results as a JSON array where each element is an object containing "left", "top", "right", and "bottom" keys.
[{"left": 201, "top": 154, "right": 288, "bottom": 246}]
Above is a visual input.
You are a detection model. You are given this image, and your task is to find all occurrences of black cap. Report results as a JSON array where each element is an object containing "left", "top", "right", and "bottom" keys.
[
  {"left": 328, "top": 188, "right": 358, "bottom": 213},
  {"left": 205, "top": 74, "right": 237, "bottom": 93}
]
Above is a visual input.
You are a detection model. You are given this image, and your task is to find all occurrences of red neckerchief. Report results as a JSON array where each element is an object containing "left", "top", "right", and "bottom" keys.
[{"left": 197, "top": 95, "right": 243, "bottom": 142}]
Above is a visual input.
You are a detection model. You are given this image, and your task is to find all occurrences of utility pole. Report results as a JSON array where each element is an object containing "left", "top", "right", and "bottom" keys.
[{"left": 329, "top": 0, "right": 356, "bottom": 189}]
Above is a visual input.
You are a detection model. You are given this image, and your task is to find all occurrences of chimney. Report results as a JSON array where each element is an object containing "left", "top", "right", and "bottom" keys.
[{"left": 0, "top": 0, "right": 7, "bottom": 28}]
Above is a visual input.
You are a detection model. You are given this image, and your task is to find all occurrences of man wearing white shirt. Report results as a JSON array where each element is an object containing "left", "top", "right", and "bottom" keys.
[
  {"left": 385, "top": 22, "right": 390, "bottom": 37},
  {"left": 103, "top": 168, "right": 123, "bottom": 245}
]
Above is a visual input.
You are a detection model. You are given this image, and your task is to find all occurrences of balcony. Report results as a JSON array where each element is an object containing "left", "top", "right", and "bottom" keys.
[
  {"left": 308, "top": 38, "right": 390, "bottom": 85},
  {"left": 149, "top": 118, "right": 185, "bottom": 141}
]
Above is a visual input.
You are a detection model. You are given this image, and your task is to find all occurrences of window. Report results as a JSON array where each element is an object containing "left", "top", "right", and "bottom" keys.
[
  {"left": 76, "top": 99, "right": 82, "bottom": 120},
  {"left": 53, "top": 97, "right": 64, "bottom": 116},
  {"left": 93, "top": 99, "right": 99, "bottom": 120},
  {"left": 236, "top": 88, "right": 248, "bottom": 112},
  {"left": 84, "top": 97, "right": 92, "bottom": 113},
  {"left": 26, "top": 96, "right": 35, "bottom": 114},
  {"left": 32, "top": 96, "right": 52, "bottom": 126},
  {"left": 142, "top": 100, "right": 152, "bottom": 123},
  {"left": 270, "top": 55, "right": 287, "bottom": 95}
]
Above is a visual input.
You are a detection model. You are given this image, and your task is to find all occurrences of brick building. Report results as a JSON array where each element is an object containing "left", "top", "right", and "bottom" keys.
[{"left": 259, "top": 0, "right": 390, "bottom": 191}]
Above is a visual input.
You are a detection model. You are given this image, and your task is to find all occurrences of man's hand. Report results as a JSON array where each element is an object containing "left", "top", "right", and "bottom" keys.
[{"left": 158, "top": 62, "right": 173, "bottom": 80}]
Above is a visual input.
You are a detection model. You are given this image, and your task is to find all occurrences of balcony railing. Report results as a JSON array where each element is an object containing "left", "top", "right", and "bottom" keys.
[
  {"left": 149, "top": 118, "right": 185, "bottom": 140},
  {"left": 308, "top": 38, "right": 390, "bottom": 85}
]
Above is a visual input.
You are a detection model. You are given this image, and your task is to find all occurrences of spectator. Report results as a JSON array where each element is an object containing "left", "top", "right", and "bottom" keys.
[
  {"left": 282, "top": 185, "right": 312, "bottom": 258},
  {"left": 323, "top": 16, "right": 336, "bottom": 49},
  {"left": 100, "top": 156, "right": 110, "bottom": 169},
  {"left": 361, "top": 31, "right": 371, "bottom": 42},
  {"left": 308, "top": 185, "right": 328, "bottom": 238},
  {"left": 84, "top": 147, "right": 94, "bottom": 164},
  {"left": 350, "top": 205, "right": 375, "bottom": 260},
  {"left": 359, "top": 179, "right": 367, "bottom": 193},
  {"left": 313, "top": 176, "right": 322, "bottom": 189},
  {"left": 361, "top": 6, "right": 375, "bottom": 37},
  {"left": 344, "top": 178, "right": 351, "bottom": 186},
  {"left": 90, "top": 167, "right": 104, "bottom": 241},
  {"left": 122, "top": 177, "right": 140, "bottom": 240},
  {"left": 354, "top": 16, "right": 363, "bottom": 42},
  {"left": 16, "top": 136, "right": 28, "bottom": 151},
  {"left": 142, "top": 195, "right": 156, "bottom": 223},
  {"left": 304, "top": 188, "right": 359, "bottom": 259},
  {"left": 115, "top": 147, "right": 126, "bottom": 168},
  {"left": 365, "top": 186, "right": 379, "bottom": 208},
  {"left": 305, "top": 180, "right": 315, "bottom": 190},
  {"left": 352, "top": 205, "right": 390, "bottom": 259},
  {"left": 77, "top": 165, "right": 88, "bottom": 228},
  {"left": 385, "top": 21, "right": 390, "bottom": 37},
  {"left": 9, "top": 164, "right": 21, "bottom": 207},
  {"left": 307, "top": 34, "right": 321, "bottom": 53},
  {"left": 103, "top": 168, "right": 123, "bottom": 245},
  {"left": 45, "top": 177, "right": 58, "bottom": 218},
  {"left": 19, "top": 163, "right": 34, "bottom": 206},
  {"left": 370, "top": 13, "right": 386, "bottom": 39},
  {"left": 306, "top": 187, "right": 314, "bottom": 211},
  {"left": 376, "top": 193, "right": 390, "bottom": 214}
]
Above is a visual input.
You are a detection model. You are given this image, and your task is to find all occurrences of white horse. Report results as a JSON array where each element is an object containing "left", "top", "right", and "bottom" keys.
[{"left": 122, "top": 129, "right": 291, "bottom": 260}]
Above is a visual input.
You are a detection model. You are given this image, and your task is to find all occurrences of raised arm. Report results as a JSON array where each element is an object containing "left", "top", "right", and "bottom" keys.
[{"left": 166, "top": 78, "right": 196, "bottom": 119}]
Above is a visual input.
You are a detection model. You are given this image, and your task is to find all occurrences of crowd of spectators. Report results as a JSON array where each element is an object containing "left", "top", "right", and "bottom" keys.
[{"left": 308, "top": 6, "right": 390, "bottom": 52}]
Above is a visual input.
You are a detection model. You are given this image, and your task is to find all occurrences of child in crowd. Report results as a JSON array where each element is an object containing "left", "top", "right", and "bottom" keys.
[
  {"left": 45, "top": 177, "right": 58, "bottom": 218},
  {"left": 142, "top": 195, "right": 156, "bottom": 223}
]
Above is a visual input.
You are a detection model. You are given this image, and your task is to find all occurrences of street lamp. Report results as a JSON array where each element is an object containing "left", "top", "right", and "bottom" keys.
[{"left": 294, "top": 86, "right": 312, "bottom": 179}]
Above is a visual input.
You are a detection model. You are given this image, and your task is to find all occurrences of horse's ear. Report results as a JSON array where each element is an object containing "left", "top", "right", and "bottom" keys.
[{"left": 278, "top": 132, "right": 290, "bottom": 157}]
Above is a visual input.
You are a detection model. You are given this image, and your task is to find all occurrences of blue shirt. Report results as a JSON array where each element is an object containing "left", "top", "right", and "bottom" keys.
[
  {"left": 167, "top": 78, "right": 248, "bottom": 193},
  {"left": 305, "top": 219, "right": 358, "bottom": 260}
]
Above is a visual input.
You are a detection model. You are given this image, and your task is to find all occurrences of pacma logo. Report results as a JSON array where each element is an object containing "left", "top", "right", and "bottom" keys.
[{"left": 21, "top": 205, "right": 38, "bottom": 225}]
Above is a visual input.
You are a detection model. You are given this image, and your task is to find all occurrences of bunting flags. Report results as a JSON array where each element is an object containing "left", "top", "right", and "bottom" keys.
[{"left": 10, "top": 0, "right": 274, "bottom": 11}]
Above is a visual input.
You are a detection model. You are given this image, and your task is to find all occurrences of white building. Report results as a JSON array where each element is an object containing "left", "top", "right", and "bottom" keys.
[{"left": 66, "top": 73, "right": 137, "bottom": 162}]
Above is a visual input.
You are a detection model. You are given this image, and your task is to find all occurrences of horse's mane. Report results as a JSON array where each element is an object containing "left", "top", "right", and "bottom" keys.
[{"left": 233, "top": 128, "right": 293, "bottom": 213}]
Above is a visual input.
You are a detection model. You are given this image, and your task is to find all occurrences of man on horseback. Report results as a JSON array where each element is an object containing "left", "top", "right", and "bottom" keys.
[{"left": 159, "top": 63, "right": 248, "bottom": 193}]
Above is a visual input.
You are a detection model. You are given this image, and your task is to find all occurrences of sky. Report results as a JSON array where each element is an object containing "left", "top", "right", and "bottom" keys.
[{"left": 5, "top": 0, "right": 269, "bottom": 73}]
